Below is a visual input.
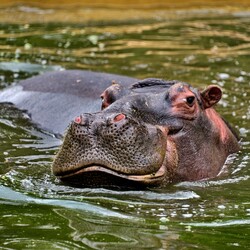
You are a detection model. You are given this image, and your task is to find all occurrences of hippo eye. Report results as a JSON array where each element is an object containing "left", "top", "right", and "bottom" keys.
[{"left": 186, "top": 96, "right": 195, "bottom": 106}]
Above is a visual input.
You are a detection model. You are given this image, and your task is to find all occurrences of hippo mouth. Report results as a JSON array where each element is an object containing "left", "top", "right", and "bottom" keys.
[{"left": 57, "top": 163, "right": 166, "bottom": 189}]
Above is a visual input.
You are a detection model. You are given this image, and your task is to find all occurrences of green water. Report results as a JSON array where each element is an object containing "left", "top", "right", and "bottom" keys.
[{"left": 0, "top": 3, "right": 250, "bottom": 249}]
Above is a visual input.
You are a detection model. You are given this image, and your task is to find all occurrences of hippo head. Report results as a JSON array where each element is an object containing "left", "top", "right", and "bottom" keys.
[{"left": 52, "top": 79, "right": 240, "bottom": 189}]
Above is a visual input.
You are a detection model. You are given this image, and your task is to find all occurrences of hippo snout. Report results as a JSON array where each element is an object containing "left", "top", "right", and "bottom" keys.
[{"left": 52, "top": 111, "right": 168, "bottom": 186}]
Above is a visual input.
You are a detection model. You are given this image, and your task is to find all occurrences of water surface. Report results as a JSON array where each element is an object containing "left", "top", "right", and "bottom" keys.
[{"left": 0, "top": 2, "right": 249, "bottom": 249}]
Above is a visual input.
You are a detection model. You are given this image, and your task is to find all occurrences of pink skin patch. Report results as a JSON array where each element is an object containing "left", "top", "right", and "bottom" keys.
[
  {"left": 205, "top": 108, "right": 228, "bottom": 143},
  {"left": 74, "top": 116, "right": 82, "bottom": 124},
  {"left": 113, "top": 113, "right": 126, "bottom": 123}
]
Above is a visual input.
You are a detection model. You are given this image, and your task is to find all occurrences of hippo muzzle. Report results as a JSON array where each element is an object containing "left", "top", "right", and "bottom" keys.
[{"left": 52, "top": 111, "right": 174, "bottom": 188}]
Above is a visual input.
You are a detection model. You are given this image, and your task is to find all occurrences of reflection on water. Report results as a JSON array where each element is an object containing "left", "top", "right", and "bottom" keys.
[
  {"left": 0, "top": 1, "right": 250, "bottom": 249},
  {"left": 53, "top": 208, "right": 180, "bottom": 249}
]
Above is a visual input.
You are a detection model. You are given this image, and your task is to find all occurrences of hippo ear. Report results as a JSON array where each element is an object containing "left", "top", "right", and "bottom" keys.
[
  {"left": 100, "top": 83, "right": 126, "bottom": 109},
  {"left": 201, "top": 85, "right": 222, "bottom": 109}
]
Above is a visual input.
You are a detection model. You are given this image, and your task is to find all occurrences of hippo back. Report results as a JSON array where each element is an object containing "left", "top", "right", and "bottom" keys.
[{"left": 0, "top": 70, "right": 137, "bottom": 135}]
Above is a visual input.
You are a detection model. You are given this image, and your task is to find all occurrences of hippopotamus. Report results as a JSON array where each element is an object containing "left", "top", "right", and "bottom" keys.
[
  {"left": 0, "top": 70, "right": 136, "bottom": 136},
  {"left": 51, "top": 76, "right": 240, "bottom": 188},
  {"left": 0, "top": 70, "right": 240, "bottom": 188}
]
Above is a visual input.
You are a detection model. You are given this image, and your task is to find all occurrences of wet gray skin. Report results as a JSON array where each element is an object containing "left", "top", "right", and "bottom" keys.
[
  {"left": 52, "top": 79, "right": 240, "bottom": 188},
  {"left": 0, "top": 70, "right": 137, "bottom": 135}
]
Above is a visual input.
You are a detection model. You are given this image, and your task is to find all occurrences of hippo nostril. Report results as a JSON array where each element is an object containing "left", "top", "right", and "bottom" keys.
[
  {"left": 74, "top": 115, "right": 87, "bottom": 125},
  {"left": 113, "top": 113, "right": 126, "bottom": 123},
  {"left": 74, "top": 116, "right": 81, "bottom": 124}
]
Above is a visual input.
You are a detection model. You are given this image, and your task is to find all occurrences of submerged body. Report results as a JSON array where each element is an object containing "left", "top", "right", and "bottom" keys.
[{"left": 0, "top": 71, "right": 240, "bottom": 188}]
